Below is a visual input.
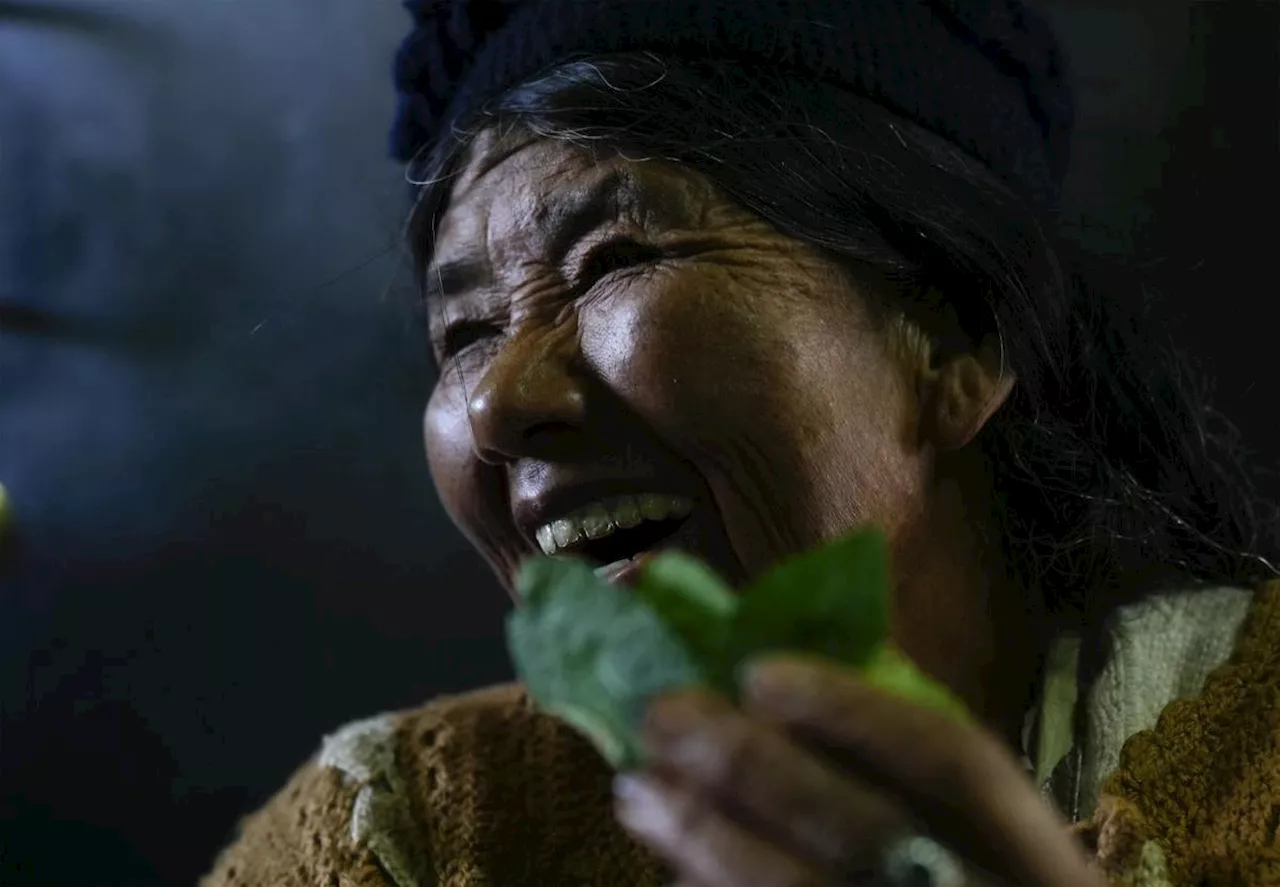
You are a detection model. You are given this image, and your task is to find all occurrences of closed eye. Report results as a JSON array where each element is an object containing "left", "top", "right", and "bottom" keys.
[
  {"left": 440, "top": 319, "right": 502, "bottom": 360},
  {"left": 579, "top": 238, "right": 663, "bottom": 286}
]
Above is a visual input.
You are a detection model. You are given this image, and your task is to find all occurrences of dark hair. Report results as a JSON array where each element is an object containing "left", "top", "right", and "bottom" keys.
[{"left": 407, "top": 52, "right": 1278, "bottom": 627}]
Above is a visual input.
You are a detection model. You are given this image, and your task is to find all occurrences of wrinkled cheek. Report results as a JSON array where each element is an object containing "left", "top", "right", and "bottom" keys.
[
  {"left": 424, "top": 385, "right": 473, "bottom": 517},
  {"left": 424, "top": 386, "right": 518, "bottom": 581},
  {"left": 579, "top": 288, "right": 741, "bottom": 449},
  {"left": 578, "top": 291, "right": 814, "bottom": 574}
]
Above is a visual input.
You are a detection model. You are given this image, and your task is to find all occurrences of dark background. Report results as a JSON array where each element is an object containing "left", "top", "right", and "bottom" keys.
[{"left": 1, "top": 1, "right": 1276, "bottom": 885}]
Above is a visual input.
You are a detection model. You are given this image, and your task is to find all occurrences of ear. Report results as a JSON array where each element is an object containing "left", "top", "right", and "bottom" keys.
[{"left": 921, "top": 334, "right": 1016, "bottom": 452}]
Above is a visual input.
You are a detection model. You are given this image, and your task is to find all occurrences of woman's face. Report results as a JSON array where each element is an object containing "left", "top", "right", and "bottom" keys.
[
  {"left": 423, "top": 129, "right": 938, "bottom": 594},
  {"left": 422, "top": 129, "right": 1031, "bottom": 724}
]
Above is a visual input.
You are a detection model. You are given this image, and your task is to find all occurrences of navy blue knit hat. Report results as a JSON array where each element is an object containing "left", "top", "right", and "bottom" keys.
[{"left": 391, "top": 0, "right": 1074, "bottom": 208}]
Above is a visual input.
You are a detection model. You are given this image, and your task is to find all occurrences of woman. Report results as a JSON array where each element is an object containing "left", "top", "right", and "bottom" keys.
[{"left": 203, "top": 2, "right": 1280, "bottom": 885}]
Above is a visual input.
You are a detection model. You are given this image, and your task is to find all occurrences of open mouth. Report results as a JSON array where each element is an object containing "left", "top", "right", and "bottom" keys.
[
  {"left": 533, "top": 493, "right": 694, "bottom": 573},
  {"left": 572, "top": 516, "right": 688, "bottom": 567}
]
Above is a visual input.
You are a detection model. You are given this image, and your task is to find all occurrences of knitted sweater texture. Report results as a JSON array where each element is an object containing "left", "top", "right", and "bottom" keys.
[
  {"left": 201, "top": 582, "right": 1280, "bottom": 887},
  {"left": 1077, "top": 581, "right": 1280, "bottom": 885}
]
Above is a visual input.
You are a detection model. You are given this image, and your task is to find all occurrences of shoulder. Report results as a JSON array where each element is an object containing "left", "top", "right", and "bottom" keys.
[
  {"left": 397, "top": 680, "right": 538, "bottom": 736},
  {"left": 392, "top": 684, "right": 662, "bottom": 884},
  {"left": 393, "top": 681, "right": 568, "bottom": 766},
  {"left": 1087, "top": 580, "right": 1280, "bottom": 883},
  {"left": 370, "top": 683, "right": 662, "bottom": 886},
  {"left": 199, "top": 741, "right": 391, "bottom": 887},
  {"left": 199, "top": 684, "right": 533, "bottom": 887},
  {"left": 203, "top": 684, "right": 659, "bottom": 887},
  {"left": 1241, "top": 578, "right": 1280, "bottom": 648}
]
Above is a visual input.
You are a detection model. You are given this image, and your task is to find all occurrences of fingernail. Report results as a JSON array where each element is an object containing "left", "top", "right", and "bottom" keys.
[
  {"left": 613, "top": 774, "right": 660, "bottom": 823},
  {"left": 614, "top": 772, "right": 645, "bottom": 797},
  {"left": 742, "top": 658, "right": 832, "bottom": 718},
  {"left": 613, "top": 774, "right": 683, "bottom": 847}
]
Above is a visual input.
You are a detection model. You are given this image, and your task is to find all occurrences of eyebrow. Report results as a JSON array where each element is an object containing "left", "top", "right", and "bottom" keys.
[{"left": 423, "top": 168, "right": 630, "bottom": 307}]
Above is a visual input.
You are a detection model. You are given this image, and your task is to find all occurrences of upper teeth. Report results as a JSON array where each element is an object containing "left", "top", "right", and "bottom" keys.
[{"left": 535, "top": 494, "right": 694, "bottom": 556}]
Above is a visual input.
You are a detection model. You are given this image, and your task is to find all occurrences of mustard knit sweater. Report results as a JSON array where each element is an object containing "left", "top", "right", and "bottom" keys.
[{"left": 201, "top": 582, "right": 1280, "bottom": 887}]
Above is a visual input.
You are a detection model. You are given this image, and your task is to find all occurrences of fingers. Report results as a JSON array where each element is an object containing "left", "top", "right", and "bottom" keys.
[
  {"left": 741, "top": 656, "right": 1102, "bottom": 887},
  {"left": 641, "top": 691, "right": 907, "bottom": 875},
  {"left": 615, "top": 772, "right": 828, "bottom": 887},
  {"left": 743, "top": 656, "right": 1006, "bottom": 809}
]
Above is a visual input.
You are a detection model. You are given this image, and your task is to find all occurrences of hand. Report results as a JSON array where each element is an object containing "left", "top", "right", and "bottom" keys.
[{"left": 613, "top": 655, "right": 1103, "bottom": 887}]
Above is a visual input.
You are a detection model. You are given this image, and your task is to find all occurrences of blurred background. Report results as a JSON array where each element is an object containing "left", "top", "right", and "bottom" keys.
[{"left": 0, "top": 1, "right": 1276, "bottom": 884}]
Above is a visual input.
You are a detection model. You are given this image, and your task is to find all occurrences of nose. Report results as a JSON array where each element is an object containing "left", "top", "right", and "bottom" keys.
[{"left": 466, "top": 327, "right": 587, "bottom": 464}]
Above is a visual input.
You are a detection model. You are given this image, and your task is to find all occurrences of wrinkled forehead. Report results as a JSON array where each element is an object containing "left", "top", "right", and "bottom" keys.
[
  {"left": 431, "top": 128, "right": 724, "bottom": 266},
  {"left": 447, "top": 126, "right": 570, "bottom": 205},
  {"left": 434, "top": 129, "right": 601, "bottom": 259}
]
